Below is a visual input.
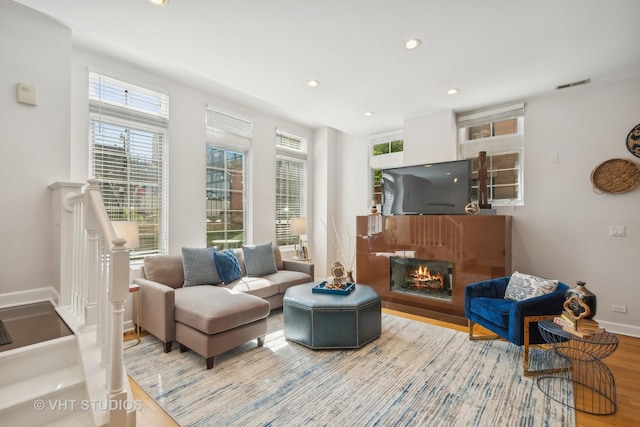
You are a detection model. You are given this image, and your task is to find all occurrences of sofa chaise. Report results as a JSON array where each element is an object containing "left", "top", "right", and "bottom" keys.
[{"left": 133, "top": 243, "right": 314, "bottom": 368}]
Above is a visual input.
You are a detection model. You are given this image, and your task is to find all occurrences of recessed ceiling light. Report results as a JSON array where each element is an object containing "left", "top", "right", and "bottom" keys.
[
  {"left": 307, "top": 80, "right": 320, "bottom": 87},
  {"left": 446, "top": 88, "right": 459, "bottom": 95},
  {"left": 149, "top": 0, "right": 169, "bottom": 5},
  {"left": 404, "top": 39, "right": 422, "bottom": 50},
  {"left": 364, "top": 112, "right": 374, "bottom": 117}
]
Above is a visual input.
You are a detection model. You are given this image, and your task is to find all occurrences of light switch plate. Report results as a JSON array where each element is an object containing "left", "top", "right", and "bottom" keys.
[
  {"left": 609, "top": 225, "right": 626, "bottom": 237},
  {"left": 17, "top": 82, "right": 37, "bottom": 106}
]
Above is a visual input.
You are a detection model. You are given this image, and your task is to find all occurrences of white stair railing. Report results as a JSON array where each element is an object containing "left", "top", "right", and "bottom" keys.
[
  {"left": 56, "top": 178, "right": 134, "bottom": 426},
  {"left": 411, "top": 216, "right": 464, "bottom": 266}
]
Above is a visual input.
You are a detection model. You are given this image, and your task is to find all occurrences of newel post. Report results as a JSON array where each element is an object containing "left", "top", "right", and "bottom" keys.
[
  {"left": 49, "top": 182, "right": 85, "bottom": 307},
  {"left": 108, "top": 237, "right": 129, "bottom": 424}
]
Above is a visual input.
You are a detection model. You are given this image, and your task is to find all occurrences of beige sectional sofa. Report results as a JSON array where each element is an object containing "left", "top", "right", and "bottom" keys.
[{"left": 133, "top": 244, "right": 314, "bottom": 368}]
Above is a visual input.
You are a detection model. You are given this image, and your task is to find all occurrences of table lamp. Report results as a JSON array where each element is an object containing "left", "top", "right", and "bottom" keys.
[
  {"left": 112, "top": 220, "right": 140, "bottom": 251},
  {"left": 289, "top": 217, "right": 307, "bottom": 258}
]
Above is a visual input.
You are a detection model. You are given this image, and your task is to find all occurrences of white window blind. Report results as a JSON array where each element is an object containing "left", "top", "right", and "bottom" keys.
[
  {"left": 276, "top": 129, "right": 307, "bottom": 246},
  {"left": 456, "top": 103, "right": 524, "bottom": 129},
  {"left": 205, "top": 106, "right": 253, "bottom": 151},
  {"left": 89, "top": 72, "right": 169, "bottom": 259},
  {"left": 89, "top": 73, "right": 169, "bottom": 126}
]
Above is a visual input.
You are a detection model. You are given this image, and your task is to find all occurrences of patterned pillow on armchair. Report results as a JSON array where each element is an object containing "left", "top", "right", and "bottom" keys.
[{"left": 504, "top": 271, "right": 559, "bottom": 302}]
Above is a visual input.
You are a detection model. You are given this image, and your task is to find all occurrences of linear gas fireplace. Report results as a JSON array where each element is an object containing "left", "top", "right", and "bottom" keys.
[
  {"left": 390, "top": 257, "right": 453, "bottom": 302},
  {"left": 356, "top": 215, "right": 512, "bottom": 323}
]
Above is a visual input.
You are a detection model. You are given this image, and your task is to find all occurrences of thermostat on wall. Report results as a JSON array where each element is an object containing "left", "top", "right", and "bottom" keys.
[{"left": 17, "top": 82, "right": 38, "bottom": 106}]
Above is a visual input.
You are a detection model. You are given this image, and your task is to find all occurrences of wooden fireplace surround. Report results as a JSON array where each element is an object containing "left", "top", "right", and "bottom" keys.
[{"left": 356, "top": 215, "right": 512, "bottom": 325}]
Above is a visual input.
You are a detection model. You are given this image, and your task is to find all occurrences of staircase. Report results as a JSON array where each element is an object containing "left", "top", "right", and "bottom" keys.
[
  {"left": 0, "top": 335, "right": 95, "bottom": 426},
  {"left": 0, "top": 179, "right": 138, "bottom": 426}
]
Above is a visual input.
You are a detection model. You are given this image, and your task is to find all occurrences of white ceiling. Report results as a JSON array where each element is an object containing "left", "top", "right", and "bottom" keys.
[{"left": 15, "top": 0, "right": 640, "bottom": 136}]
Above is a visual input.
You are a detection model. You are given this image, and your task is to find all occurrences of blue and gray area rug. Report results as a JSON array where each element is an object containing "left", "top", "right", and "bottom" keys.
[{"left": 124, "top": 311, "right": 574, "bottom": 427}]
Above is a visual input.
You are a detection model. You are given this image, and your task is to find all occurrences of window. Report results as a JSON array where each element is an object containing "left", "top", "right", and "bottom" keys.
[
  {"left": 372, "top": 169, "right": 383, "bottom": 208},
  {"left": 206, "top": 147, "right": 246, "bottom": 249},
  {"left": 368, "top": 130, "right": 403, "bottom": 207},
  {"left": 373, "top": 139, "right": 403, "bottom": 156},
  {"left": 457, "top": 103, "right": 524, "bottom": 205},
  {"left": 276, "top": 130, "right": 307, "bottom": 247},
  {"left": 89, "top": 72, "right": 168, "bottom": 260},
  {"left": 205, "top": 108, "right": 252, "bottom": 249}
]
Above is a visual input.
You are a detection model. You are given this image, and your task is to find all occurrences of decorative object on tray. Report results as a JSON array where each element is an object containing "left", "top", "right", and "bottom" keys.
[
  {"left": 346, "top": 270, "right": 355, "bottom": 283},
  {"left": 626, "top": 123, "right": 640, "bottom": 158},
  {"left": 327, "top": 261, "right": 349, "bottom": 289},
  {"left": 319, "top": 217, "right": 355, "bottom": 275},
  {"left": 312, "top": 281, "right": 356, "bottom": 295},
  {"left": 478, "top": 151, "right": 491, "bottom": 209},
  {"left": 564, "top": 281, "right": 597, "bottom": 320},
  {"left": 465, "top": 202, "right": 479, "bottom": 215},
  {"left": 590, "top": 158, "right": 640, "bottom": 194}
]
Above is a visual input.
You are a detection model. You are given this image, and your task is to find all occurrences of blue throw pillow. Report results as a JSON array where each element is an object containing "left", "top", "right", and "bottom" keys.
[
  {"left": 182, "top": 247, "right": 220, "bottom": 287},
  {"left": 213, "top": 249, "right": 243, "bottom": 284},
  {"left": 242, "top": 242, "right": 278, "bottom": 277}
]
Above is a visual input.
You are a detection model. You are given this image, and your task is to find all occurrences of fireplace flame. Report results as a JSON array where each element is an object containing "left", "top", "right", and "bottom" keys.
[{"left": 408, "top": 265, "right": 444, "bottom": 289}]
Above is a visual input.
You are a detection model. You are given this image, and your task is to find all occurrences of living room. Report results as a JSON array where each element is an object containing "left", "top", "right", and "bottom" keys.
[{"left": 1, "top": 0, "right": 639, "bottom": 425}]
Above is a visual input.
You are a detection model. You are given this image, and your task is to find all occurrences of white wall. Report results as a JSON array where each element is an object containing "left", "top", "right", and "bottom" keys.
[
  {"left": 334, "top": 132, "right": 369, "bottom": 280},
  {"left": 339, "top": 77, "right": 640, "bottom": 335},
  {"left": 311, "top": 127, "right": 334, "bottom": 278},
  {"left": 403, "top": 110, "right": 457, "bottom": 163},
  {"left": 0, "top": 0, "right": 71, "bottom": 298},
  {"left": 506, "top": 78, "right": 640, "bottom": 335}
]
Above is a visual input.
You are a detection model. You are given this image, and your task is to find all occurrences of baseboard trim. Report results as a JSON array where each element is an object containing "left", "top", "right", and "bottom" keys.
[
  {"left": 597, "top": 320, "right": 640, "bottom": 338},
  {"left": 0, "top": 287, "right": 60, "bottom": 309}
]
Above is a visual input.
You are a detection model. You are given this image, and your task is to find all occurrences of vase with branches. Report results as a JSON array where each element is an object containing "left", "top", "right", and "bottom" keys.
[{"left": 320, "top": 217, "right": 355, "bottom": 282}]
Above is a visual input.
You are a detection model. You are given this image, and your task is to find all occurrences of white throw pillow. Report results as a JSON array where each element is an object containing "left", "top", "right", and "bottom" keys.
[{"left": 504, "top": 271, "right": 559, "bottom": 302}]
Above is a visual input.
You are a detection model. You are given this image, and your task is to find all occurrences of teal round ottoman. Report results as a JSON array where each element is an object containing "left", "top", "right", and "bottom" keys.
[{"left": 283, "top": 282, "right": 381, "bottom": 349}]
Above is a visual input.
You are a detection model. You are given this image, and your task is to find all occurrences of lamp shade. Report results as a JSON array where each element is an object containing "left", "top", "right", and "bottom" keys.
[
  {"left": 289, "top": 217, "right": 307, "bottom": 235},
  {"left": 385, "top": 217, "right": 397, "bottom": 230},
  {"left": 112, "top": 221, "right": 140, "bottom": 249}
]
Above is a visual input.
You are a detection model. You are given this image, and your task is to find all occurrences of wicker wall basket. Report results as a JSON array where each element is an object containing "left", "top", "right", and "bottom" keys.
[{"left": 591, "top": 158, "right": 640, "bottom": 194}]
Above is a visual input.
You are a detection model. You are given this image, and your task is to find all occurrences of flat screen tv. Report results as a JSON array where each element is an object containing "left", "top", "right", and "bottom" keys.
[{"left": 381, "top": 159, "right": 472, "bottom": 215}]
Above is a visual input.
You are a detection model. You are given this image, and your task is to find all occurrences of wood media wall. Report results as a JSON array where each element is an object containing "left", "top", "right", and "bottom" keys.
[{"left": 356, "top": 215, "right": 512, "bottom": 325}]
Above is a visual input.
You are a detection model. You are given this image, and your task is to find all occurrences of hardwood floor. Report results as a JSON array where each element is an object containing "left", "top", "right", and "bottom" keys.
[
  {"left": 126, "top": 309, "right": 640, "bottom": 426},
  {"left": 124, "top": 330, "right": 179, "bottom": 427}
]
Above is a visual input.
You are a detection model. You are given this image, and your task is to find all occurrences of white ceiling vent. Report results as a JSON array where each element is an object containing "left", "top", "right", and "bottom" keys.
[{"left": 555, "top": 78, "right": 591, "bottom": 90}]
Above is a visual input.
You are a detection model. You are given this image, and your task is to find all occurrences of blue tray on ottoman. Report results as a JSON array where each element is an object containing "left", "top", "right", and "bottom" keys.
[{"left": 312, "top": 281, "right": 356, "bottom": 295}]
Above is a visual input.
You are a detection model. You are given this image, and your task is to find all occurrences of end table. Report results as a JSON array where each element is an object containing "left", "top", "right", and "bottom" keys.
[
  {"left": 125, "top": 283, "right": 141, "bottom": 349},
  {"left": 536, "top": 319, "right": 618, "bottom": 415}
]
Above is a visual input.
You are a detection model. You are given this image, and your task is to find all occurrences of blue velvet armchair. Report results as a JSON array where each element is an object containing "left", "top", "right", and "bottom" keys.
[{"left": 464, "top": 276, "right": 569, "bottom": 375}]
